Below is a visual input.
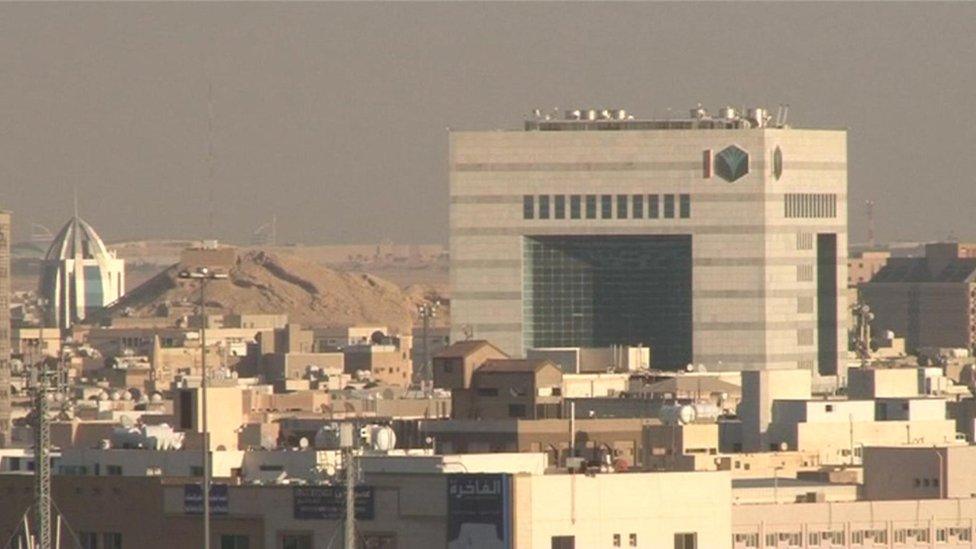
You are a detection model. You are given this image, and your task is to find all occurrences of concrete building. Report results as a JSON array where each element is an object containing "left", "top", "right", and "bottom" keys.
[
  {"left": 39, "top": 215, "right": 125, "bottom": 329},
  {"left": 421, "top": 418, "right": 649, "bottom": 467},
  {"left": 861, "top": 242, "right": 976, "bottom": 353},
  {"left": 862, "top": 445, "right": 976, "bottom": 501},
  {"left": 343, "top": 340, "right": 413, "bottom": 387},
  {"left": 0, "top": 455, "right": 730, "bottom": 549},
  {"left": 732, "top": 498, "right": 976, "bottom": 548},
  {"left": 9, "top": 326, "right": 61, "bottom": 358},
  {"left": 740, "top": 369, "right": 813, "bottom": 452},
  {"left": 450, "top": 106, "right": 848, "bottom": 378},
  {"left": 848, "top": 249, "right": 890, "bottom": 287},
  {"left": 848, "top": 366, "right": 922, "bottom": 399},
  {"left": 451, "top": 358, "right": 564, "bottom": 420},
  {"left": 527, "top": 346, "right": 650, "bottom": 373},
  {"left": 432, "top": 340, "right": 509, "bottom": 390},
  {"left": 737, "top": 368, "right": 962, "bottom": 462}
]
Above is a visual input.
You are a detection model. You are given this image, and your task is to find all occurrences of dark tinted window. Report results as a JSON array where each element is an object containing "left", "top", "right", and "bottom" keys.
[
  {"left": 663, "top": 194, "right": 675, "bottom": 218},
  {"left": 679, "top": 194, "right": 691, "bottom": 218},
  {"left": 523, "top": 196, "right": 535, "bottom": 219},
  {"left": 632, "top": 195, "right": 644, "bottom": 218},
  {"left": 554, "top": 195, "right": 566, "bottom": 219},
  {"left": 616, "top": 195, "right": 628, "bottom": 219},
  {"left": 552, "top": 536, "right": 575, "bottom": 549},
  {"left": 570, "top": 195, "right": 581, "bottom": 219}
]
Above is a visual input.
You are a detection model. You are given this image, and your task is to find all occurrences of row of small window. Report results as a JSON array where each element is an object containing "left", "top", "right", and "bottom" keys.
[
  {"left": 733, "top": 526, "right": 970, "bottom": 548},
  {"left": 220, "top": 533, "right": 317, "bottom": 549},
  {"left": 784, "top": 193, "right": 837, "bottom": 219},
  {"left": 554, "top": 532, "right": 696, "bottom": 549},
  {"left": 79, "top": 533, "right": 123, "bottom": 549},
  {"left": 611, "top": 533, "right": 638, "bottom": 546},
  {"left": 523, "top": 194, "right": 691, "bottom": 220}
]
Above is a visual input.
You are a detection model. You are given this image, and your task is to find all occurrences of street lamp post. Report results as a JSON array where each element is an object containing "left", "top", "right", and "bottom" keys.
[{"left": 178, "top": 267, "right": 227, "bottom": 549}]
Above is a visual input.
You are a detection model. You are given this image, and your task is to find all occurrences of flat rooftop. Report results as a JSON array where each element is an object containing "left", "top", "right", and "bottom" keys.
[{"left": 522, "top": 105, "right": 793, "bottom": 132}]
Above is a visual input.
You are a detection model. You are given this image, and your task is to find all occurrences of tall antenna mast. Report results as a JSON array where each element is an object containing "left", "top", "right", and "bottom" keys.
[
  {"left": 865, "top": 200, "right": 876, "bottom": 247},
  {"left": 33, "top": 358, "right": 53, "bottom": 549},
  {"left": 207, "top": 79, "right": 216, "bottom": 238}
]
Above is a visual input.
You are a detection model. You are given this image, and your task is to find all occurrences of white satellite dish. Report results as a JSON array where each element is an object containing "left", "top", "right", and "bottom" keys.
[{"left": 298, "top": 437, "right": 309, "bottom": 449}]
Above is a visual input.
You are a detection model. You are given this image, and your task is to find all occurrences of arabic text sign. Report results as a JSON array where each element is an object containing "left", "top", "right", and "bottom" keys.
[
  {"left": 184, "top": 484, "right": 229, "bottom": 515},
  {"left": 447, "top": 474, "right": 511, "bottom": 548},
  {"left": 293, "top": 485, "right": 375, "bottom": 520}
]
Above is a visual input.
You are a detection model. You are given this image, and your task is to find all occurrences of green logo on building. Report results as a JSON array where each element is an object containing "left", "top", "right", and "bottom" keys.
[{"left": 715, "top": 145, "right": 749, "bottom": 182}]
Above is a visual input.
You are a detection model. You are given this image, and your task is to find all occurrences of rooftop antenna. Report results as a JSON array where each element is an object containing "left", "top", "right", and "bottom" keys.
[
  {"left": 3, "top": 352, "right": 80, "bottom": 549},
  {"left": 207, "top": 79, "right": 216, "bottom": 239}
]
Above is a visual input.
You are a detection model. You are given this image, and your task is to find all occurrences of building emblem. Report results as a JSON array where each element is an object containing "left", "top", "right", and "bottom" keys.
[{"left": 715, "top": 145, "right": 749, "bottom": 182}]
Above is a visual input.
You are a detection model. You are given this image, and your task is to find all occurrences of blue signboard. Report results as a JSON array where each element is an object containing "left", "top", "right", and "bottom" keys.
[
  {"left": 184, "top": 484, "right": 229, "bottom": 515},
  {"left": 447, "top": 474, "right": 512, "bottom": 548}
]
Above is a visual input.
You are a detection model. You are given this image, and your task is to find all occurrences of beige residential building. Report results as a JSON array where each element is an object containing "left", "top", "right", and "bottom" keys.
[
  {"left": 862, "top": 445, "right": 976, "bottom": 501},
  {"left": 733, "top": 498, "right": 976, "bottom": 548},
  {"left": 452, "top": 358, "right": 564, "bottom": 420},
  {"left": 432, "top": 339, "right": 509, "bottom": 390},
  {"left": 450, "top": 107, "right": 848, "bottom": 379},
  {"left": 848, "top": 250, "right": 890, "bottom": 286},
  {"left": 738, "top": 368, "right": 961, "bottom": 463}
]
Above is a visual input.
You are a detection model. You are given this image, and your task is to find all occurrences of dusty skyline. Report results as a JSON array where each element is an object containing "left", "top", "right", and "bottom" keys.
[{"left": 1, "top": 2, "right": 974, "bottom": 246}]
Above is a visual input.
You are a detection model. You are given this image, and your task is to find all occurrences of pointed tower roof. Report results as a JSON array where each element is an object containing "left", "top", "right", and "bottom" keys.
[{"left": 44, "top": 216, "right": 111, "bottom": 261}]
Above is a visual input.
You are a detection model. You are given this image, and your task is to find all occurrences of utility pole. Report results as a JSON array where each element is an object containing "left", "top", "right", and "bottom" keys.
[
  {"left": 344, "top": 447, "right": 356, "bottom": 549},
  {"left": 178, "top": 266, "right": 228, "bottom": 549},
  {"left": 417, "top": 301, "right": 439, "bottom": 389}
]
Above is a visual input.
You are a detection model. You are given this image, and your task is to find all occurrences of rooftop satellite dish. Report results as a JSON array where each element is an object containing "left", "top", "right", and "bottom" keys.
[
  {"left": 685, "top": 363, "right": 694, "bottom": 372},
  {"left": 299, "top": 437, "right": 309, "bottom": 449}
]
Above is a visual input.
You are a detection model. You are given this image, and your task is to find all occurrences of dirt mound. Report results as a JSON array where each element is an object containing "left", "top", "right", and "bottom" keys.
[{"left": 106, "top": 249, "right": 447, "bottom": 331}]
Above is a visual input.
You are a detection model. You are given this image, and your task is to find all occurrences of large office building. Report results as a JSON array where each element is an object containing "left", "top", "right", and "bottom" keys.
[
  {"left": 449, "top": 106, "right": 848, "bottom": 378},
  {"left": 39, "top": 216, "right": 125, "bottom": 330}
]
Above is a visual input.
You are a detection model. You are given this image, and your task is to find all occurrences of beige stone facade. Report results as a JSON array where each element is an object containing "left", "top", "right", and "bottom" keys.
[{"left": 450, "top": 123, "right": 848, "bottom": 379}]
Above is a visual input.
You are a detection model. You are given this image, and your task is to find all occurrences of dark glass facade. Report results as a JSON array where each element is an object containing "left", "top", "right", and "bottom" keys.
[
  {"left": 83, "top": 265, "right": 104, "bottom": 316},
  {"left": 817, "top": 233, "right": 838, "bottom": 376},
  {"left": 523, "top": 235, "right": 693, "bottom": 369}
]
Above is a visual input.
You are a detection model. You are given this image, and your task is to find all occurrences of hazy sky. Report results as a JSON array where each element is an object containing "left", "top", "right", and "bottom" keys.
[{"left": 1, "top": 3, "right": 974, "bottom": 246}]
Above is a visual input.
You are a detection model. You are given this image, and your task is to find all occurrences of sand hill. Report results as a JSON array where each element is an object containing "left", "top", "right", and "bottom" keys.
[{"left": 106, "top": 250, "right": 446, "bottom": 331}]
